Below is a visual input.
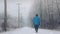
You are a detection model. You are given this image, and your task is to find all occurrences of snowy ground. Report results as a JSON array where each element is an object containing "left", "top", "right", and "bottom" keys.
[{"left": 0, "top": 27, "right": 60, "bottom": 34}]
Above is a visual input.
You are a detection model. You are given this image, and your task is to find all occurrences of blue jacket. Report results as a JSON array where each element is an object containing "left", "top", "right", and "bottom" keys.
[{"left": 33, "top": 16, "right": 40, "bottom": 25}]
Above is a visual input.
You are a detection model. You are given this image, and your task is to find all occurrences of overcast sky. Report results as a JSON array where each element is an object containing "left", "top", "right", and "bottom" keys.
[
  {"left": 0, "top": 0, "right": 35, "bottom": 18},
  {"left": 0, "top": 0, "right": 36, "bottom": 26}
]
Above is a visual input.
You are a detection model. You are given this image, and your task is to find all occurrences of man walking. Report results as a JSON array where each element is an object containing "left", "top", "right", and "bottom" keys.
[{"left": 33, "top": 14, "right": 40, "bottom": 33}]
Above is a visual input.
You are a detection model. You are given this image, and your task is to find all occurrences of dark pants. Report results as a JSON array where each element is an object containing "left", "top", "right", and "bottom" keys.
[{"left": 34, "top": 25, "right": 39, "bottom": 32}]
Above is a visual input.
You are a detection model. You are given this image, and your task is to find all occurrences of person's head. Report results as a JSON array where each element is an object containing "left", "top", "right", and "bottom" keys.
[{"left": 36, "top": 14, "right": 38, "bottom": 16}]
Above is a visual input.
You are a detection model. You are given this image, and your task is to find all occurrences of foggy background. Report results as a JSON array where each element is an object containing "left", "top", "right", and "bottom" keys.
[{"left": 0, "top": 0, "right": 60, "bottom": 32}]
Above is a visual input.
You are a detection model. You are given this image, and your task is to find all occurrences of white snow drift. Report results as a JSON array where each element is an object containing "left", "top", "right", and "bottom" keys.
[{"left": 0, "top": 27, "right": 60, "bottom": 34}]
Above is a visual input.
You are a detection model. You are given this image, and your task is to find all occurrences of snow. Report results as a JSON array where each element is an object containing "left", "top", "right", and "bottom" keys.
[{"left": 0, "top": 27, "right": 60, "bottom": 34}]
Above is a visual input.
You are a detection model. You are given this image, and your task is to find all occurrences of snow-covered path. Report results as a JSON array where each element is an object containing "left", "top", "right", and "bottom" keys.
[{"left": 0, "top": 27, "right": 60, "bottom": 34}]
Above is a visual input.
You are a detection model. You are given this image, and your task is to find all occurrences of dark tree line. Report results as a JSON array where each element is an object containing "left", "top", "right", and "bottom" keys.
[{"left": 39, "top": 0, "right": 60, "bottom": 29}]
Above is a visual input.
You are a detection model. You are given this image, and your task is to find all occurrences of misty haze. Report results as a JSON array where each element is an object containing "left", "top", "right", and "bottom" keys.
[{"left": 0, "top": 0, "right": 60, "bottom": 34}]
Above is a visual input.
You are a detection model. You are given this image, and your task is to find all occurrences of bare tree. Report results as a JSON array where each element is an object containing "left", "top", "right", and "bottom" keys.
[
  {"left": 47, "top": 0, "right": 54, "bottom": 29},
  {"left": 56, "top": 0, "right": 60, "bottom": 16},
  {"left": 2, "top": 0, "right": 7, "bottom": 31},
  {"left": 40, "top": 0, "right": 43, "bottom": 28}
]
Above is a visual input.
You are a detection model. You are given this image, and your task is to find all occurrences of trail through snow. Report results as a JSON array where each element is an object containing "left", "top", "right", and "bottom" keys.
[{"left": 0, "top": 27, "right": 60, "bottom": 34}]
